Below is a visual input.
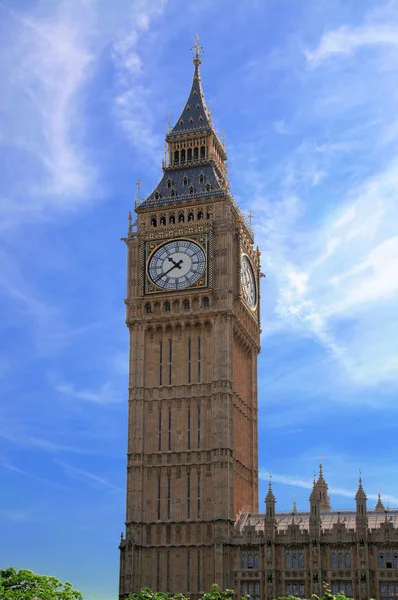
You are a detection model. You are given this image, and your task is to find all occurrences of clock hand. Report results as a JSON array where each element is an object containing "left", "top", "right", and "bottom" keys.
[
  {"left": 154, "top": 259, "right": 183, "bottom": 283},
  {"left": 167, "top": 256, "right": 179, "bottom": 267}
]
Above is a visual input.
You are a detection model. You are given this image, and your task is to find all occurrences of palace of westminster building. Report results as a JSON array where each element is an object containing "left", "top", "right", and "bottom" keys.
[{"left": 118, "top": 39, "right": 398, "bottom": 600}]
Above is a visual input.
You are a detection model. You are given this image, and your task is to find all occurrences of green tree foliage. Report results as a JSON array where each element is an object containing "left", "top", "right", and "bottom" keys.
[
  {"left": 127, "top": 583, "right": 376, "bottom": 600},
  {"left": 0, "top": 568, "right": 83, "bottom": 600},
  {"left": 126, "top": 584, "right": 236, "bottom": 600}
]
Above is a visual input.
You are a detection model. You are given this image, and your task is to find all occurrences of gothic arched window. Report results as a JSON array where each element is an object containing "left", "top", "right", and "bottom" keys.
[
  {"left": 200, "top": 145, "right": 206, "bottom": 158},
  {"left": 254, "top": 553, "right": 259, "bottom": 569},
  {"left": 338, "top": 553, "right": 344, "bottom": 568},
  {"left": 199, "top": 174, "right": 204, "bottom": 184},
  {"left": 164, "top": 302, "right": 170, "bottom": 312},
  {"left": 183, "top": 177, "right": 188, "bottom": 186},
  {"left": 331, "top": 552, "right": 337, "bottom": 569},
  {"left": 187, "top": 148, "right": 192, "bottom": 161},
  {"left": 285, "top": 551, "right": 291, "bottom": 569},
  {"left": 292, "top": 551, "right": 298, "bottom": 569},
  {"left": 198, "top": 210, "right": 203, "bottom": 220},
  {"left": 181, "top": 149, "right": 186, "bottom": 162},
  {"left": 202, "top": 297, "right": 209, "bottom": 308},
  {"left": 379, "top": 553, "right": 385, "bottom": 568},
  {"left": 248, "top": 553, "right": 254, "bottom": 569},
  {"left": 183, "top": 300, "right": 190, "bottom": 310},
  {"left": 174, "top": 150, "right": 179, "bottom": 164},
  {"left": 169, "top": 214, "right": 175, "bottom": 224},
  {"left": 145, "top": 303, "right": 152, "bottom": 314},
  {"left": 241, "top": 552, "right": 247, "bottom": 570},
  {"left": 345, "top": 553, "right": 351, "bottom": 568},
  {"left": 194, "top": 147, "right": 199, "bottom": 160},
  {"left": 346, "top": 583, "right": 352, "bottom": 598},
  {"left": 298, "top": 551, "right": 304, "bottom": 568},
  {"left": 160, "top": 215, "right": 166, "bottom": 226},
  {"left": 151, "top": 217, "right": 157, "bottom": 227},
  {"left": 394, "top": 554, "right": 398, "bottom": 569},
  {"left": 386, "top": 552, "right": 392, "bottom": 568},
  {"left": 188, "top": 211, "right": 194, "bottom": 222},
  {"left": 179, "top": 213, "right": 185, "bottom": 223}
]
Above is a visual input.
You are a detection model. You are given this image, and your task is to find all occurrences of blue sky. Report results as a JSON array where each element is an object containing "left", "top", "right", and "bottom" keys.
[{"left": 1, "top": 0, "right": 398, "bottom": 598}]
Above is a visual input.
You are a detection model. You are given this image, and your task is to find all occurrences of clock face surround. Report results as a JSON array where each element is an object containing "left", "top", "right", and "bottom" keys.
[
  {"left": 241, "top": 254, "right": 257, "bottom": 310},
  {"left": 148, "top": 239, "right": 206, "bottom": 291}
]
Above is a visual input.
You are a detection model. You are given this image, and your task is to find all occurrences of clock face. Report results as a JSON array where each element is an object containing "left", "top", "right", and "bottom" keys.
[
  {"left": 241, "top": 254, "right": 257, "bottom": 310},
  {"left": 148, "top": 239, "right": 206, "bottom": 290}
]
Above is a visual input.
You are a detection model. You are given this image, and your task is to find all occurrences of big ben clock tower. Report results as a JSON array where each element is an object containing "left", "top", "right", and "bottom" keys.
[{"left": 119, "top": 37, "right": 261, "bottom": 598}]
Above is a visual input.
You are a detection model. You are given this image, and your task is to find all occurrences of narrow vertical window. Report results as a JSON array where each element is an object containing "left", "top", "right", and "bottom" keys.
[
  {"left": 197, "top": 549, "right": 201, "bottom": 591},
  {"left": 188, "top": 406, "right": 191, "bottom": 450},
  {"left": 197, "top": 469, "right": 201, "bottom": 519},
  {"left": 197, "top": 337, "right": 201, "bottom": 382},
  {"left": 167, "top": 472, "right": 171, "bottom": 519},
  {"left": 188, "top": 338, "right": 191, "bottom": 383},
  {"left": 157, "top": 551, "right": 160, "bottom": 590},
  {"left": 158, "top": 409, "right": 162, "bottom": 451},
  {"left": 169, "top": 339, "right": 172, "bottom": 385},
  {"left": 157, "top": 474, "right": 161, "bottom": 520},
  {"left": 197, "top": 405, "right": 201, "bottom": 449},
  {"left": 167, "top": 550, "right": 170, "bottom": 592},
  {"left": 168, "top": 407, "right": 171, "bottom": 451},
  {"left": 187, "top": 550, "right": 191, "bottom": 591},
  {"left": 159, "top": 340, "right": 163, "bottom": 385},
  {"left": 187, "top": 472, "right": 191, "bottom": 519}
]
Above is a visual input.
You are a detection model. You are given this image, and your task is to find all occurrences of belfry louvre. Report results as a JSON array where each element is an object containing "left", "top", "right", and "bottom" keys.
[{"left": 118, "top": 39, "right": 398, "bottom": 600}]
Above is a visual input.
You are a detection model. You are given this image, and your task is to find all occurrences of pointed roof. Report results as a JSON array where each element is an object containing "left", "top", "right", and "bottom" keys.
[
  {"left": 375, "top": 492, "right": 385, "bottom": 512},
  {"left": 316, "top": 462, "right": 328, "bottom": 487},
  {"left": 170, "top": 35, "right": 212, "bottom": 135},
  {"left": 356, "top": 475, "right": 367, "bottom": 500},
  {"left": 265, "top": 480, "right": 276, "bottom": 503}
]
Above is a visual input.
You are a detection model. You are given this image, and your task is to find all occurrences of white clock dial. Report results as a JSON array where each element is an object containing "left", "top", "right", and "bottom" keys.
[
  {"left": 241, "top": 255, "right": 257, "bottom": 310},
  {"left": 148, "top": 239, "right": 206, "bottom": 290}
]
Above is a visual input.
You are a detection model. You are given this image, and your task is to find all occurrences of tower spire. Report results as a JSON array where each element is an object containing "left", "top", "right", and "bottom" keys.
[{"left": 191, "top": 33, "right": 204, "bottom": 65}]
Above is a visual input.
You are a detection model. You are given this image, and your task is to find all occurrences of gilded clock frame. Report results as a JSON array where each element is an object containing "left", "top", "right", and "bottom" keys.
[
  {"left": 241, "top": 253, "right": 258, "bottom": 312},
  {"left": 142, "top": 233, "right": 212, "bottom": 296}
]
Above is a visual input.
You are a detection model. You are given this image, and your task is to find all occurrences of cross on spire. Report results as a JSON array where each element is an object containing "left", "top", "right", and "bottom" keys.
[
  {"left": 191, "top": 33, "right": 204, "bottom": 63},
  {"left": 248, "top": 209, "right": 254, "bottom": 229}
]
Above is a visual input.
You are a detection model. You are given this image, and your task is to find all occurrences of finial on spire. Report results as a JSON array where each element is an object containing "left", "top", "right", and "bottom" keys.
[
  {"left": 293, "top": 493, "right": 297, "bottom": 513},
  {"left": 136, "top": 177, "right": 141, "bottom": 206},
  {"left": 248, "top": 209, "right": 254, "bottom": 229},
  {"left": 128, "top": 210, "right": 132, "bottom": 234},
  {"left": 191, "top": 33, "right": 204, "bottom": 64},
  {"left": 166, "top": 110, "right": 171, "bottom": 133}
]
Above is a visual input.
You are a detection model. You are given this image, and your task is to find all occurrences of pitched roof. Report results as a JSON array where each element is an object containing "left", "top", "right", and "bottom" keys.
[
  {"left": 235, "top": 510, "right": 398, "bottom": 533},
  {"left": 170, "top": 59, "right": 211, "bottom": 136},
  {"left": 137, "top": 164, "right": 224, "bottom": 210}
]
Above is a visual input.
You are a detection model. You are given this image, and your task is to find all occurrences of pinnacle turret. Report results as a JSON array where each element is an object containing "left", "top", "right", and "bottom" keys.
[
  {"left": 355, "top": 475, "right": 367, "bottom": 500},
  {"left": 375, "top": 492, "right": 385, "bottom": 512},
  {"left": 313, "top": 462, "right": 331, "bottom": 512},
  {"left": 170, "top": 36, "right": 212, "bottom": 135}
]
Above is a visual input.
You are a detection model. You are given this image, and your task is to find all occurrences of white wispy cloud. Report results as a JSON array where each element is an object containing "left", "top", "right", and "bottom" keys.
[
  {"left": 50, "top": 373, "right": 123, "bottom": 405},
  {"left": 52, "top": 458, "right": 123, "bottom": 492},
  {"left": 112, "top": 0, "right": 167, "bottom": 158},
  {"left": 0, "top": 457, "right": 68, "bottom": 490},
  {"left": 259, "top": 471, "right": 398, "bottom": 506},
  {"left": 237, "top": 6, "right": 398, "bottom": 394},
  {"left": 305, "top": 24, "right": 398, "bottom": 66},
  {"left": 0, "top": 1, "right": 95, "bottom": 218}
]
